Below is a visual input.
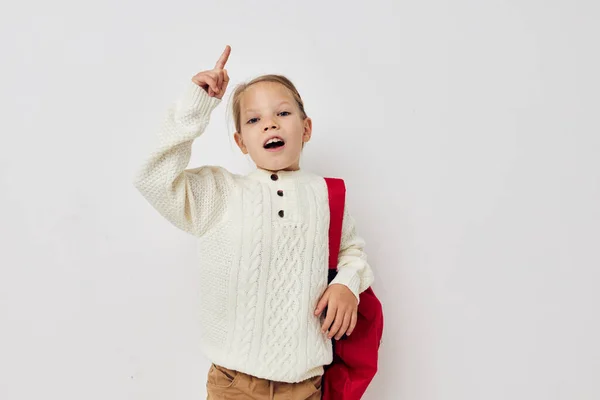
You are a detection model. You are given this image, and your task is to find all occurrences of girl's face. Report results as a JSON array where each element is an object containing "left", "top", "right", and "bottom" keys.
[{"left": 234, "top": 81, "right": 312, "bottom": 172}]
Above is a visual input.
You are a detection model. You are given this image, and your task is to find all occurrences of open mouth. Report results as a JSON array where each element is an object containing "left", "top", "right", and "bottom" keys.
[{"left": 263, "top": 137, "right": 285, "bottom": 150}]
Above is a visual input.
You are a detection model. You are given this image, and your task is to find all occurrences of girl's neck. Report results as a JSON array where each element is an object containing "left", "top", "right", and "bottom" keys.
[
  {"left": 257, "top": 164, "right": 301, "bottom": 173},
  {"left": 248, "top": 166, "right": 308, "bottom": 182}
]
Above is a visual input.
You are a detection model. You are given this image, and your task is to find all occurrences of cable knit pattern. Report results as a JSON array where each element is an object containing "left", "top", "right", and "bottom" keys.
[
  {"left": 232, "top": 179, "right": 263, "bottom": 367},
  {"left": 133, "top": 81, "right": 374, "bottom": 383},
  {"left": 256, "top": 222, "right": 306, "bottom": 379},
  {"left": 306, "top": 179, "right": 332, "bottom": 372}
]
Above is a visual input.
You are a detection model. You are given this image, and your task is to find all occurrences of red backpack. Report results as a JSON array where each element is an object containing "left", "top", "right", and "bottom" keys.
[{"left": 322, "top": 177, "right": 384, "bottom": 400}]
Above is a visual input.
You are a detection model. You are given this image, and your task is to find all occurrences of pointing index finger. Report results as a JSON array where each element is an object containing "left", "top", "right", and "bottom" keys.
[{"left": 215, "top": 45, "right": 231, "bottom": 69}]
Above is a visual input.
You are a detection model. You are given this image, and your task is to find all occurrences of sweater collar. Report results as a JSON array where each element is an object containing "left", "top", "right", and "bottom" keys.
[{"left": 247, "top": 167, "right": 310, "bottom": 183}]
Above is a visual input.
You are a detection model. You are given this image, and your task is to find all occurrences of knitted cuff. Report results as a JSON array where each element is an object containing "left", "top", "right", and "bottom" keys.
[
  {"left": 329, "top": 268, "right": 361, "bottom": 304},
  {"left": 181, "top": 81, "right": 222, "bottom": 116}
]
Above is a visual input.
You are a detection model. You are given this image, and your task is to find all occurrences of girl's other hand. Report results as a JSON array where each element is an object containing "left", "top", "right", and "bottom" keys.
[
  {"left": 315, "top": 284, "right": 359, "bottom": 340},
  {"left": 191, "top": 45, "right": 231, "bottom": 99}
]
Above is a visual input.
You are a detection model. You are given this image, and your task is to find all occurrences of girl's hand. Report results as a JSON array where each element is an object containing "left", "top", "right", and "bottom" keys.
[
  {"left": 191, "top": 45, "right": 231, "bottom": 99},
  {"left": 315, "top": 284, "right": 358, "bottom": 340}
]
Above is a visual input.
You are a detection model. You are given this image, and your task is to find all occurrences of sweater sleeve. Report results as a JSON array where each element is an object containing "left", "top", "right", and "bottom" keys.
[
  {"left": 328, "top": 202, "right": 375, "bottom": 303},
  {"left": 133, "top": 81, "right": 234, "bottom": 237}
]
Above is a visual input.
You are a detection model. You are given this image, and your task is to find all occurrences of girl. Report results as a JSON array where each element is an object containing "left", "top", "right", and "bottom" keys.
[{"left": 133, "top": 45, "right": 374, "bottom": 399}]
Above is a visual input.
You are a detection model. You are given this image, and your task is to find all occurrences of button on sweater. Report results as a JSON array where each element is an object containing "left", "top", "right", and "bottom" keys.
[{"left": 133, "top": 82, "right": 374, "bottom": 383}]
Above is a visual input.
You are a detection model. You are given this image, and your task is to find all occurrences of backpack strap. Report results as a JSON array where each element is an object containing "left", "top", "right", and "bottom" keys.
[{"left": 324, "top": 178, "right": 346, "bottom": 272}]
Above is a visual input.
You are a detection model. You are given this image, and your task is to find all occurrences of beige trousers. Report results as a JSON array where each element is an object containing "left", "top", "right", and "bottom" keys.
[{"left": 206, "top": 364, "right": 322, "bottom": 400}]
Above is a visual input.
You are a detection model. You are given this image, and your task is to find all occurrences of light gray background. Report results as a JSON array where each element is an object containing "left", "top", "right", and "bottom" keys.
[{"left": 1, "top": 1, "right": 599, "bottom": 399}]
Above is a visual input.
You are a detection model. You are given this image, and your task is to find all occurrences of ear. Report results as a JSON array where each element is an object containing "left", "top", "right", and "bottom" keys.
[
  {"left": 234, "top": 132, "right": 248, "bottom": 154},
  {"left": 302, "top": 117, "right": 312, "bottom": 143}
]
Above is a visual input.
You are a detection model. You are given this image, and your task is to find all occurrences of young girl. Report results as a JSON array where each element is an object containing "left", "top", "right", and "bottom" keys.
[{"left": 133, "top": 45, "right": 374, "bottom": 399}]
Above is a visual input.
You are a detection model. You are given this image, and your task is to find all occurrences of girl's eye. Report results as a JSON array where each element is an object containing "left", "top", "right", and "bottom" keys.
[
  {"left": 247, "top": 118, "right": 259, "bottom": 124},
  {"left": 279, "top": 111, "right": 291, "bottom": 116}
]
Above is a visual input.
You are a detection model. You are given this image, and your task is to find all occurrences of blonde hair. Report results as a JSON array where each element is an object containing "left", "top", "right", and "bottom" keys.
[{"left": 230, "top": 74, "right": 308, "bottom": 134}]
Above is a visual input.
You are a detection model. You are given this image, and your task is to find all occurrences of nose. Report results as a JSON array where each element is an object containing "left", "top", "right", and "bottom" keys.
[
  {"left": 263, "top": 124, "right": 278, "bottom": 132},
  {"left": 263, "top": 119, "right": 279, "bottom": 131}
]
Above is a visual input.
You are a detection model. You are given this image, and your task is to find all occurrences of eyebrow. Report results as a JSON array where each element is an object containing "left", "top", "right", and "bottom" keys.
[{"left": 244, "top": 101, "right": 292, "bottom": 114}]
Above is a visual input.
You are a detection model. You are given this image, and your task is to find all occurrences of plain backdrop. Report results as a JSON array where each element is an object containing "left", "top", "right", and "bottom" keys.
[{"left": 1, "top": 0, "right": 599, "bottom": 399}]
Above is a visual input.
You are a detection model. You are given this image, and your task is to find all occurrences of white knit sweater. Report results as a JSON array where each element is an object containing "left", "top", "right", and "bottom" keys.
[{"left": 133, "top": 82, "right": 374, "bottom": 383}]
